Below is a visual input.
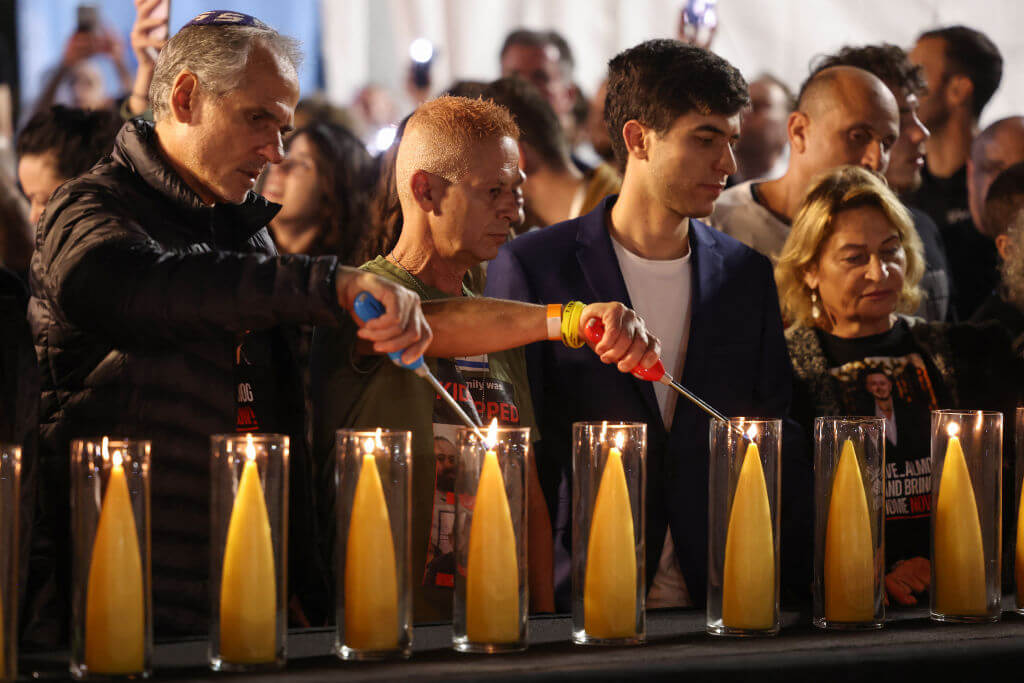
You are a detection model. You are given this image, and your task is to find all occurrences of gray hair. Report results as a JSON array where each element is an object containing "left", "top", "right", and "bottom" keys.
[
  {"left": 150, "top": 23, "right": 302, "bottom": 121},
  {"left": 1000, "top": 210, "right": 1024, "bottom": 311}
]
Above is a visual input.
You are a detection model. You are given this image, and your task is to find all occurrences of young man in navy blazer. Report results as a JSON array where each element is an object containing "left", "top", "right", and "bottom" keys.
[{"left": 486, "top": 40, "right": 812, "bottom": 610}]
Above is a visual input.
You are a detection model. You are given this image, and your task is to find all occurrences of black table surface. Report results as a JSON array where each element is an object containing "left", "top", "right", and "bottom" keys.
[{"left": 20, "top": 602, "right": 1024, "bottom": 682}]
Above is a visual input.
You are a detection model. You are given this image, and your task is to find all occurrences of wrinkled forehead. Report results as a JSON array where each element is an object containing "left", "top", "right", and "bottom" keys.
[
  {"left": 460, "top": 136, "right": 521, "bottom": 184},
  {"left": 225, "top": 49, "right": 300, "bottom": 113}
]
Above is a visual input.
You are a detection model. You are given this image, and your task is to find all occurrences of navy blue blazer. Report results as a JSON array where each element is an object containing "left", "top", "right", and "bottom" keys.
[{"left": 485, "top": 196, "right": 812, "bottom": 609}]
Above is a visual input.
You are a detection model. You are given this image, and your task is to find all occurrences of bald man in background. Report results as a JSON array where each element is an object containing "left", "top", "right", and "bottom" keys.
[
  {"left": 810, "top": 43, "right": 951, "bottom": 321},
  {"left": 945, "top": 116, "right": 1024, "bottom": 319},
  {"left": 310, "top": 95, "right": 661, "bottom": 622},
  {"left": 709, "top": 66, "right": 899, "bottom": 262}
]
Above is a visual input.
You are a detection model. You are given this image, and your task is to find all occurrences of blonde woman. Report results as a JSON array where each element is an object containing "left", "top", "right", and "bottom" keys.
[{"left": 776, "top": 165, "right": 1018, "bottom": 607}]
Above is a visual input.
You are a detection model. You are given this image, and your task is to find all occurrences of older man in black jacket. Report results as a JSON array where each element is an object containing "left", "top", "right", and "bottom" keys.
[{"left": 24, "top": 12, "right": 431, "bottom": 644}]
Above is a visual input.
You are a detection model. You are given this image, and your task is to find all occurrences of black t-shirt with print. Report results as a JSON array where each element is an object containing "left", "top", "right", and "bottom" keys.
[{"left": 816, "top": 319, "right": 951, "bottom": 568}]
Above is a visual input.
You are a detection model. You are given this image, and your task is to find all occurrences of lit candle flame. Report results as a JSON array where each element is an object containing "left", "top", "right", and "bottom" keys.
[
  {"left": 363, "top": 437, "right": 376, "bottom": 454},
  {"left": 745, "top": 424, "right": 758, "bottom": 440},
  {"left": 614, "top": 431, "right": 625, "bottom": 451},
  {"left": 486, "top": 418, "right": 499, "bottom": 450},
  {"left": 245, "top": 433, "right": 256, "bottom": 462},
  {"left": 947, "top": 422, "right": 960, "bottom": 438},
  {"left": 112, "top": 449, "right": 123, "bottom": 469}
]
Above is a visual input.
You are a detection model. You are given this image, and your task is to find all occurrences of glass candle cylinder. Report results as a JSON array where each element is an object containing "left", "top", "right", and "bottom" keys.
[
  {"left": 1016, "top": 407, "right": 1024, "bottom": 615},
  {"left": 70, "top": 438, "right": 152, "bottom": 679},
  {"left": 812, "top": 417, "right": 885, "bottom": 630},
  {"left": 0, "top": 445, "right": 20, "bottom": 683},
  {"left": 571, "top": 422, "right": 646, "bottom": 646},
  {"left": 707, "top": 419, "right": 781, "bottom": 637},
  {"left": 930, "top": 410, "right": 1002, "bottom": 623},
  {"left": 452, "top": 422, "right": 530, "bottom": 653},
  {"left": 334, "top": 428, "right": 412, "bottom": 660},
  {"left": 209, "top": 434, "right": 288, "bottom": 671}
]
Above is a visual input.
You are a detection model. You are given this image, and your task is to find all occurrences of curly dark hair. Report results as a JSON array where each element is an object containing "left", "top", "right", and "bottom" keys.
[
  {"left": 285, "top": 122, "right": 376, "bottom": 265},
  {"left": 604, "top": 40, "right": 748, "bottom": 167},
  {"left": 16, "top": 105, "right": 121, "bottom": 180},
  {"left": 809, "top": 44, "right": 926, "bottom": 99},
  {"left": 919, "top": 25, "right": 1003, "bottom": 119}
]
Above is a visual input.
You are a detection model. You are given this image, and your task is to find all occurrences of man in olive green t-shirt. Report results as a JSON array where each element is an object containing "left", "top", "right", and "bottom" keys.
[{"left": 311, "top": 95, "right": 661, "bottom": 623}]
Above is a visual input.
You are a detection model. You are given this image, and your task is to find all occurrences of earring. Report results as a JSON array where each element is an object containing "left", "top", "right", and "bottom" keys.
[{"left": 810, "top": 290, "right": 821, "bottom": 320}]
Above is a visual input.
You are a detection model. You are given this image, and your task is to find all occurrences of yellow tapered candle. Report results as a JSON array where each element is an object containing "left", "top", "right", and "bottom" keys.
[
  {"left": 0, "top": 579, "right": 4, "bottom": 679},
  {"left": 1016, "top": 484, "right": 1024, "bottom": 608},
  {"left": 85, "top": 448, "right": 145, "bottom": 674},
  {"left": 466, "top": 420, "right": 519, "bottom": 643},
  {"left": 1, "top": 504, "right": 5, "bottom": 678},
  {"left": 220, "top": 436, "right": 277, "bottom": 663},
  {"left": 344, "top": 438, "right": 399, "bottom": 650},
  {"left": 934, "top": 425, "right": 986, "bottom": 615},
  {"left": 824, "top": 439, "right": 875, "bottom": 622},
  {"left": 584, "top": 433, "right": 636, "bottom": 638},
  {"left": 722, "top": 438, "right": 775, "bottom": 630}
]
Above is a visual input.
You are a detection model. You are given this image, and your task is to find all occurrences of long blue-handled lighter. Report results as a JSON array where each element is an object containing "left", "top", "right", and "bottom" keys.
[{"left": 353, "top": 291, "right": 486, "bottom": 442}]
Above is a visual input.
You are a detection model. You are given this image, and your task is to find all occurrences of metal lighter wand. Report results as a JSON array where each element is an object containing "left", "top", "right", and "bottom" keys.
[
  {"left": 583, "top": 319, "right": 749, "bottom": 438},
  {"left": 353, "top": 292, "right": 486, "bottom": 442}
]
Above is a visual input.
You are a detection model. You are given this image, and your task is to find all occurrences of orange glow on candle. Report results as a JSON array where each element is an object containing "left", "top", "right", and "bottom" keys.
[
  {"left": 824, "top": 439, "right": 874, "bottom": 622},
  {"left": 85, "top": 445, "right": 145, "bottom": 674},
  {"left": 344, "top": 435, "right": 399, "bottom": 650},
  {"left": 722, "top": 438, "right": 775, "bottom": 630},
  {"left": 219, "top": 435, "right": 277, "bottom": 663},
  {"left": 584, "top": 430, "right": 636, "bottom": 638},
  {"left": 934, "top": 426, "right": 986, "bottom": 615},
  {"left": 466, "top": 418, "right": 520, "bottom": 643}
]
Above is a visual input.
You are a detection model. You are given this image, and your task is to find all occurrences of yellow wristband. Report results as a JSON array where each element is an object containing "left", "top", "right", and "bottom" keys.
[
  {"left": 560, "top": 301, "right": 586, "bottom": 348},
  {"left": 546, "top": 304, "right": 562, "bottom": 341}
]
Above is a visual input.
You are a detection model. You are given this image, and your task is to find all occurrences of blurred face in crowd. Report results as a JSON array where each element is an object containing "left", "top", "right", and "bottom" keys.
[
  {"left": 865, "top": 372, "right": 893, "bottom": 401},
  {"left": 735, "top": 77, "right": 790, "bottom": 168},
  {"left": 263, "top": 132, "right": 324, "bottom": 232},
  {"left": 18, "top": 152, "right": 66, "bottom": 225},
  {"left": 793, "top": 71, "right": 899, "bottom": 178},
  {"left": 430, "top": 135, "right": 524, "bottom": 268},
  {"left": 586, "top": 79, "right": 613, "bottom": 161},
  {"left": 909, "top": 37, "right": 951, "bottom": 131},
  {"left": 804, "top": 206, "right": 907, "bottom": 336},
  {"left": 172, "top": 46, "right": 299, "bottom": 205},
  {"left": 639, "top": 110, "right": 740, "bottom": 219},
  {"left": 69, "top": 62, "right": 107, "bottom": 110},
  {"left": 501, "top": 43, "right": 574, "bottom": 119},
  {"left": 967, "top": 118, "right": 1024, "bottom": 235},
  {"left": 354, "top": 85, "right": 397, "bottom": 128},
  {"left": 884, "top": 85, "right": 930, "bottom": 194}
]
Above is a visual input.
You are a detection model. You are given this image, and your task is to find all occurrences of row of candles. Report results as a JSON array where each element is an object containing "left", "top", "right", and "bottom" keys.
[{"left": 0, "top": 408, "right": 1015, "bottom": 678}]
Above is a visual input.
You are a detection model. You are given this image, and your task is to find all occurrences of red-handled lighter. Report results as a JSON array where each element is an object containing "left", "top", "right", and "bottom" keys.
[{"left": 584, "top": 318, "right": 733, "bottom": 426}]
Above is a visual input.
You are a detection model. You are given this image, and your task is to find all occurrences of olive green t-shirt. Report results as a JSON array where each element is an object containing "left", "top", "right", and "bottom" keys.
[{"left": 311, "top": 256, "right": 537, "bottom": 623}]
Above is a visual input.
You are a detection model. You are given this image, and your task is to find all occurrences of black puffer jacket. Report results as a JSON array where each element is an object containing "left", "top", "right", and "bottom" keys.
[{"left": 26, "top": 120, "right": 338, "bottom": 644}]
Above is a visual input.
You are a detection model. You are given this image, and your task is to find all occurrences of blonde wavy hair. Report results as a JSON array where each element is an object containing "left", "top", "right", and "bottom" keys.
[{"left": 775, "top": 166, "right": 925, "bottom": 328}]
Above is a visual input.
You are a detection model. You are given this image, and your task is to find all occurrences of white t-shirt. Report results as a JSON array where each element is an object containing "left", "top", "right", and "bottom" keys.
[
  {"left": 610, "top": 230, "right": 693, "bottom": 608},
  {"left": 706, "top": 180, "right": 790, "bottom": 263}
]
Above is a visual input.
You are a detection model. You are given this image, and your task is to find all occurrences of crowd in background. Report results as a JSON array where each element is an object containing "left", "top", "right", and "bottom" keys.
[{"left": 2, "top": 0, "right": 1024, "bottom": 649}]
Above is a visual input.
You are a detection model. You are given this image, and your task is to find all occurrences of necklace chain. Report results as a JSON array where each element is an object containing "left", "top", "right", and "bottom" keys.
[{"left": 386, "top": 252, "right": 428, "bottom": 298}]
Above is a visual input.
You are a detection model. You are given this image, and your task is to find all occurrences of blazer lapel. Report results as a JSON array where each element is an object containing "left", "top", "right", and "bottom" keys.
[
  {"left": 575, "top": 197, "right": 662, "bottom": 425},
  {"left": 672, "top": 219, "right": 725, "bottom": 430}
]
